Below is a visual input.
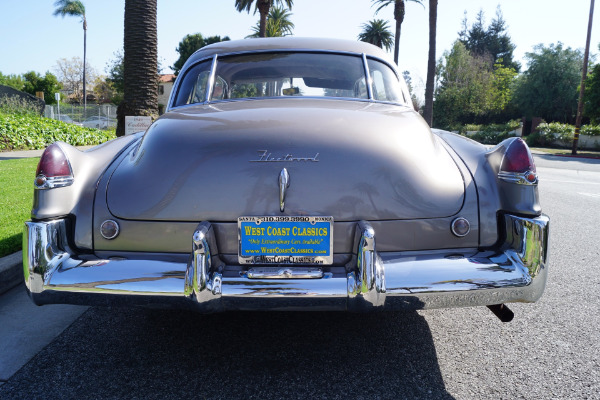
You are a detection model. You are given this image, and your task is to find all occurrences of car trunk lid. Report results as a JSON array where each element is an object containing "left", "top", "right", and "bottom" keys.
[{"left": 106, "top": 99, "right": 465, "bottom": 222}]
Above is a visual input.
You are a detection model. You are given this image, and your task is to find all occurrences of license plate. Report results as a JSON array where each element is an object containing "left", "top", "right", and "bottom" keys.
[{"left": 238, "top": 216, "right": 333, "bottom": 265}]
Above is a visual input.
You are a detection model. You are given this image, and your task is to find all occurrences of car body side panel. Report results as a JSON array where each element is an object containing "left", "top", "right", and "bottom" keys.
[
  {"left": 434, "top": 130, "right": 542, "bottom": 248},
  {"left": 31, "top": 133, "right": 142, "bottom": 250}
]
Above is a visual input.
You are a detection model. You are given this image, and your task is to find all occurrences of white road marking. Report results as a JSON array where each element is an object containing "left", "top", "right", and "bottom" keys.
[
  {"left": 578, "top": 192, "right": 600, "bottom": 198},
  {"left": 543, "top": 179, "right": 600, "bottom": 185}
]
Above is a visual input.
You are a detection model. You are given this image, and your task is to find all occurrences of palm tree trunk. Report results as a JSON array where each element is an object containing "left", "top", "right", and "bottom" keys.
[
  {"left": 423, "top": 0, "right": 437, "bottom": 126},
  {"left": 258, "top": 0, "right": 270, "bottom": 37},
  {"left": 394, "top": 19, "right": 401, "bottom": 64},
  {"left": 393, "top": 0, "right": 405, "bottom": 65},
  {"left": 116, "top": 0, "right": 158, "bottom": 136},
  {"left": 83, "top": 18, "right": 87, "bottom": 117}
]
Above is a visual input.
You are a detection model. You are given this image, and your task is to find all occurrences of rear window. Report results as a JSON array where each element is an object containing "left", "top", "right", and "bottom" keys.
[{"left": 173, "top": 51, "right": 407, "bottom": 107}]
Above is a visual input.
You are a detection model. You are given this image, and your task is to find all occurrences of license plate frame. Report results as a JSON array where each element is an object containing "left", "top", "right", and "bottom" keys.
[{"left": 238, "top": 216, "right": 333, "bottom": 265}]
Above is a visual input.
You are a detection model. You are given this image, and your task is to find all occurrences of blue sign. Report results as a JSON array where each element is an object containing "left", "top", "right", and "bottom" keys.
[{"left": 238, "top": 216, "right": 333, "bottom": 264}]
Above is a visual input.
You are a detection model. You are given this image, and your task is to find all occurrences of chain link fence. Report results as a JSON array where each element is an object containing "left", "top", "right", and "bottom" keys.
[{"left": 44, "top": 104, "right": 117, "bottom": 129}]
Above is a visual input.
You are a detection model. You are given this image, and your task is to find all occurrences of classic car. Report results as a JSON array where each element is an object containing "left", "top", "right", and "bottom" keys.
[
  {"left": 24, "top": 38, "right": 549, "bottom": 321},
  {"left": 56, "top": 115, "right": 82, "bottom": 126},
  {"left": 82, "top": 116, "right": 117, "bottom": 129}
]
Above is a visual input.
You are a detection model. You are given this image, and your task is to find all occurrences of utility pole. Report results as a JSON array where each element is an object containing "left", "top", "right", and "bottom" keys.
[{"left": 572, "top": 0, "right": 595, "bottom": 155}]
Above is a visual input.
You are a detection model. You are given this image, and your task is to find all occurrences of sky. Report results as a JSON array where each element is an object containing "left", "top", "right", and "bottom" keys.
[{"left": 1, "top": 0, "right": 598, "bottom": 101}]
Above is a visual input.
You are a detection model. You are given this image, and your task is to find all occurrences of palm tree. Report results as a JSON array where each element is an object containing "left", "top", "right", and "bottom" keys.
[
  {"left": 372, "top": 0, "right": 424, "bottom": 65},
  {"left": 116, "top": 0, "right": 158, "bottom": 136},
  {"left": 246, "top": 6, "right": 295, "bottom": 38},
  {"left": 358, "top": 19, "right": 394, "bottom": 51},
  {"left": 235, "top": 0, "right": 293, "bottom": 38},
  {"left": 423, "top": 0, "right": 437, "bottom": 126},
  {"left": 53, "top": 0, "right": 87, "bottom": 113}
]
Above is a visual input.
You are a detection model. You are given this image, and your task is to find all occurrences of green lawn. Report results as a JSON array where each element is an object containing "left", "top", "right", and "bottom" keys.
[{"left": 0, "top": 157, "right": 38, "bottom": 258}]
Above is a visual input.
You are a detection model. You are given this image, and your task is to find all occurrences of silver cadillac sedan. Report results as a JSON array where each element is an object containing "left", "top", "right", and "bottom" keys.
[{"left": 24, "top": 38, "right": 549, "bottom": 321}]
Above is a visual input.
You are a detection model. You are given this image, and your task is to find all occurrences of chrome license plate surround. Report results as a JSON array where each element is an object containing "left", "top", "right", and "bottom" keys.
[{"left": 238, "top": 216, "right": 333, "bottom": 265}]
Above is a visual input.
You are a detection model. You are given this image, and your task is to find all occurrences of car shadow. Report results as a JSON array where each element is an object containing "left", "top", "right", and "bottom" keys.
[{"left": 1, "top": 306, "right": 455, "bottom": 399}]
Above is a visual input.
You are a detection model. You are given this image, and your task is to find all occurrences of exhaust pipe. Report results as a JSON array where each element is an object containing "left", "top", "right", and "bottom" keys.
[{"left": 487, "top": 304, "right": 514, "bottom": 322}]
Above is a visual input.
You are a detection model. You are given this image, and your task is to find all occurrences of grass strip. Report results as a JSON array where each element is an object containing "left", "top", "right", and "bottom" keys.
[{"left": 0, "top": 158, "right": 38, "bottom": 258}]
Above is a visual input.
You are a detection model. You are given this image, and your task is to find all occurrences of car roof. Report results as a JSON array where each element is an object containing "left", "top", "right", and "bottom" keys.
[{"left": 185, "top": 37, "right": 393, "bottom": 66}]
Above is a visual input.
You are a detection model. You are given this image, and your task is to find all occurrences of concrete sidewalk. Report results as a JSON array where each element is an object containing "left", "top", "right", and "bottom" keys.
[
  {"left": 0, "top": 145, "right": 95, "bottom": 160},
  {"left": 0, "top": 252, "right": 23, "bottom": 296}
]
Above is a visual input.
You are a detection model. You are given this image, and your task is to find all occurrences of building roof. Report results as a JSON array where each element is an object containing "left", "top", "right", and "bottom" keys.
[{"left": 159, "top": 74, "right": 176, "bottom": 83}]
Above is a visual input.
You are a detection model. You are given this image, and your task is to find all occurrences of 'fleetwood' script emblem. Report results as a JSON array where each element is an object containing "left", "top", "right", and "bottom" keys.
[{"left": 250, "top": 150, "right": 320, "bottom": 163}]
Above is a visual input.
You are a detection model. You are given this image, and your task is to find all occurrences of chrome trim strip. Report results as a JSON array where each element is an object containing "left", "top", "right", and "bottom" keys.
[
  {"left": 361, "top": 53, "right": 374, "bottom": 100},
  {"left": 23, "top": 214, "right": 549, "bottom": 312},
  {"left": 34, "top": 175, "right": 74, "bottom": 189},
  {"left": 246, "top": 267, "right": 324, "bottom": 279},
  {"left": 205, "top": 54, "right": 218, "bottom": 103},
  {"left": 279, "top": 168, "right": 290, "bottom": 212},
  {"left": 498, "top": 171, "right": 538, "bottom": 185}
]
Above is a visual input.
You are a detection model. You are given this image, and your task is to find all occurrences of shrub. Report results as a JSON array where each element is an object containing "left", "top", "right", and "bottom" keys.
[
  {"left": 0, "top": 95, "right": 40, "bottom": 117},
  {"left": 581, "top": 125, "right": 600, "bottom": 136},
  {"left": 459, "top": 120, "right": 521, "bottom": 145},
  {"left": 0, "top": 112, "right": 115, "bottom": 151}
]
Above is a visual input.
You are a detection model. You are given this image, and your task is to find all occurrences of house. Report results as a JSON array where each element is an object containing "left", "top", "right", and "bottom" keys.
[{"left": 158, "top": 74, "right": 176, "bottom": 114}]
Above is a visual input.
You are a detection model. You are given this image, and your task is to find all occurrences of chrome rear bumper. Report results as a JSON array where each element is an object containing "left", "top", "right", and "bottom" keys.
[{"left": 23, "top": 214, "right": 549, "bottom": 312}]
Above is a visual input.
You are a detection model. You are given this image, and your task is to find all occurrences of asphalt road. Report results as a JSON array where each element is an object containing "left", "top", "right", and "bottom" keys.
[{"left": 0, "top": 154, "right": 598, "bottom": 399}]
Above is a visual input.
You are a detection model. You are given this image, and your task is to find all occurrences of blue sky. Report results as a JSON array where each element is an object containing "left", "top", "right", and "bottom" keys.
[{"left": 1, "top": 0, "right": 598, "bottom": 100}]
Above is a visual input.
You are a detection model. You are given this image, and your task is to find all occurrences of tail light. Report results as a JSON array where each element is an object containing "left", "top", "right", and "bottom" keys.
[
  {"left": 34, "top": 143, "right": 74, "bottom": 189},
  {"left": 498, "top": 138, "right": 537, "bottom": 185}
]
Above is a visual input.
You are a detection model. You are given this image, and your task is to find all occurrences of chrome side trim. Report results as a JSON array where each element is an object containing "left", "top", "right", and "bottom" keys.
[
  {"left": 361, "top": 53, "right": 374, "bottom": 100},
  {"left": 34, "top": 175, "right": 75, "bottom": 189},
  {"left": 498, "top": 171, "right": 538, "bottom": 185},
  {"left": 205, "top": 54, "right": 218, "bottom": 103},
  {"left": 23, "top": 214, "right": 549, "bottom": 312}
]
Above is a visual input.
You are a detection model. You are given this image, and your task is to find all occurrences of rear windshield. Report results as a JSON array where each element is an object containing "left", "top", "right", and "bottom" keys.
[{"left": 173, "top": 52, "right": 406, "bottom": 107}]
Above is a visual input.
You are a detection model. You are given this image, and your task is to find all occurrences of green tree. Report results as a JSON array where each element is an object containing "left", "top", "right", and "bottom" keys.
[
  {"left": 235, "top": 0, "right": 293, "bottom": 38},
  {"left": 358, "top": 19, "right": 394, "bottom": 51},
  {"left": 91, "top": 75, "right": 117, "bottom": 104},
  {"left": 172, "top": 34, "right": 230, "bottom": 75},
  {"left": 0, "top": 72, "right": 24, "bottom": 90},
  {"left": 371, "top": 0, "right": 424, "bottom": 65},
  {"left": 54, "top": 56, "right": 96, "bottom": 103},
  {"left": 246, "top": 6, "right": 294, "bottom": 38},
  {"left": 53, "top": 0, "right": 88, "bottom": 109},
  {"left": 116, "top": 0, "right": 158, "bottom": 136},
  {"left": 434, "top": 41, "right": 517, "bottom": 127},
  {"left": 512, "top": 43, "right": 583, "bottom": 123},
  {"left": 22, "top": 71, "right": 63, "bottom": 104},
  {"left": 459, "top": 7, "right": 520, "bottom": 71},
  {"left": 584, "top": 53, "right": 600, "bottom": 123},
  {"left": 490, "top": 61, "right": 517, "bottom": 112},
  {"left": 402, "top": 70, "right": 420, "bottom": 109},
  {"left": 434, "top": 41, "right": 493, "bottom": 126},
  {"left": 106, "top": 50, "right": 124, "bottom": 95}
]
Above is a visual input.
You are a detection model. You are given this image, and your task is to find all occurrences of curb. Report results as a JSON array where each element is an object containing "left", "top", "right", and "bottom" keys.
[{"left": 0, "top": 251, "right": 23, "bottom": 295}]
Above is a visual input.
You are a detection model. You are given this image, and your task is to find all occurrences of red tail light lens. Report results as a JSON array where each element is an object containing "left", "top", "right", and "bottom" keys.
[
  {"left": 499, "top": 138, "right": 537, "bottom": 184},
  {"left": 34, "top": 143, "right": 74, "bottom": 189},
  {"left": 500, "top": 138, "right": 535, "bottom": 173}
]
